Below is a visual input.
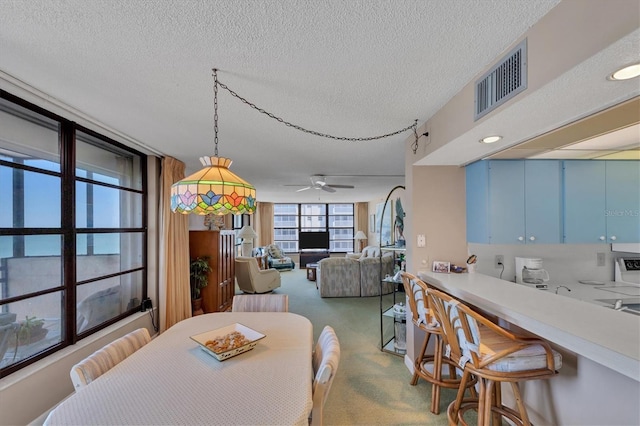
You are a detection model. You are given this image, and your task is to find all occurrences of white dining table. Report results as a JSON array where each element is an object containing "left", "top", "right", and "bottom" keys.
[{"left": 45, "top": 312, "right": 314, "bottom": 425}]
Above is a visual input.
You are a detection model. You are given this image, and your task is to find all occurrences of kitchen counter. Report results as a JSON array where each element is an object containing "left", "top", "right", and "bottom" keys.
[{"left": 417, "top": 270, "right": 640, "bottom": 381}]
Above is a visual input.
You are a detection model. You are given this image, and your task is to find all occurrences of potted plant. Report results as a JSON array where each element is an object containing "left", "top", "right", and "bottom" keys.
[
  {"left": 190, "top": 256, "right": 212, "bottom": 315},
  {"left": 16, "top": 315, "right": 48, "bottom": 346}
]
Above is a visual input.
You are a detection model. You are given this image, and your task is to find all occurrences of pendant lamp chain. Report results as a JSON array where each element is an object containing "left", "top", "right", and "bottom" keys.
[
  {"left": 214, "top": 70, "right": 419, "bottom": 142},
  {"left": 213, "top": 68, "right": 219, "bottom": 157}
]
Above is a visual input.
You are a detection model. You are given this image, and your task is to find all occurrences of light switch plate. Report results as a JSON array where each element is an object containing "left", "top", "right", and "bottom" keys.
[{"left": 417, "top": 234, "right": 426, "bottom": 247}]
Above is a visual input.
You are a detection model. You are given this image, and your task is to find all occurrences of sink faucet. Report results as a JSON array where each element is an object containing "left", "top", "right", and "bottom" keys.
[{"left": 555, "top": 285, "right": 571, "bottom": 294}]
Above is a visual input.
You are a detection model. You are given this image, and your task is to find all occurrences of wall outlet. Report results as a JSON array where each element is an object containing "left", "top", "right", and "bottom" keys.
[
  {"left": 597, "top": 252, "right": 605, "bottom": 267},
  {"left": 495, "top": 255, "right": 504, "bottom": 268},
  {"left": 417, "top": 234, "right": 426, "bottom": 247}
]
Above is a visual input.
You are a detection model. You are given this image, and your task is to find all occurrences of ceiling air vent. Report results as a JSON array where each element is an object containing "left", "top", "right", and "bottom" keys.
[{"left": 474, "top": 39, "right": 527, "bottom": 121}]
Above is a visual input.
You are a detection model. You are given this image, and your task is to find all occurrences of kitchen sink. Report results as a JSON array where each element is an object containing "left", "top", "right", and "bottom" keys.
[{"left": 595, "top": 298, "right": 640, "bottom": 316}]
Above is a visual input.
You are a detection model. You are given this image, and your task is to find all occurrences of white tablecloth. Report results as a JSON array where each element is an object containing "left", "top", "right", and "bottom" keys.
[{"left": 45, "top": 312, "right": 313, "bottom": 425}]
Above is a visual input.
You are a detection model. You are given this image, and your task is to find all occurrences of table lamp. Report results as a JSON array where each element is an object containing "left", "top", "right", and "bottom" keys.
[
  {"left": 238, "top": 225, "right": 258, "bottom": 257},
  {"left": 354, "top": 230, "right": 367, "bottom": 252}
]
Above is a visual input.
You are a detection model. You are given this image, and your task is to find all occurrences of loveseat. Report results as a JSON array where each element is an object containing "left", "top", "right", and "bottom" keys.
[{"left": 317, "top": 248, "right": 394, "bottom": 297}]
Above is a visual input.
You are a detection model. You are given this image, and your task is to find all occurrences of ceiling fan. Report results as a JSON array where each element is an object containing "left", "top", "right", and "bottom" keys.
[{"left": 287, "top": 175, "right": 355, "bottom": 193}]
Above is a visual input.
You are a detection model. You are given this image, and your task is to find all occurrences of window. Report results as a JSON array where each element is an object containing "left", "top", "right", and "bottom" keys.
[
  {"left": 0, "top": 93, "right": 147, "bottom": 377},
  {"left": 273, "top": 203, "right": 354, "bottom": 252},
  {"left": 274, "top": 204, "right": 299, "bottom": 252},
  {"left": 328, "top": 204, "right": 354, "bottom": 252}
]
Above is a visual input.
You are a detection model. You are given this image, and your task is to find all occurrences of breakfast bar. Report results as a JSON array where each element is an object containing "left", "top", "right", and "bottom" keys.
[{"left": 417, "top": 271, "right": 640, "bottom": 425}]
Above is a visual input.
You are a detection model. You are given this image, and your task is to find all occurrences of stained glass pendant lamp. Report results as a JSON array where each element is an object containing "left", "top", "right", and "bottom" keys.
[{"left": 171, "top": 69, "right": 256, "bottom": 215}]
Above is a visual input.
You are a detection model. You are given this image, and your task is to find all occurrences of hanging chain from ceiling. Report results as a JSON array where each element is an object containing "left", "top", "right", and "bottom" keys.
[
  {"left": 212, "top": 68, "right": 418, "bottom": 142},
  {"left": 213, "top": 69, "right": 219, "bottom": 156}
]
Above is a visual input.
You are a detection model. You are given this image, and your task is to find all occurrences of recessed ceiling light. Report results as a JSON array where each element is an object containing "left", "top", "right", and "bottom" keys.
[
  {"left": 479, "top": 135, "right": 502, "bottom": 144},
  {"left": 609, "top": 63, "right": 640, "bottom": 81}
]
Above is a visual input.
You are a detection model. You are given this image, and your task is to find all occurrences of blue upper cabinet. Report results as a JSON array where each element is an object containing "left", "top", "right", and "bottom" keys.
[
  {"left": 466, "top": 160, "right": 490, "bottom": 243},
  {"left": 524, "top": 160, "right": 563, "bottom": 243},
  {"left": 468, "top": 159, "right": 639, "bottom": 245},
  {"left": 564, "top": 160, "right": 640, "bottom": 243},
  {"left": 605, "top": 160, "right": 640, "bottom": 243},
  {"left": 563, "top": 161, "right": 606, "bottom": 243},
  {"left": 466, "top": 160, "right": 562, "bottom": 244},
  {"left": 489, "top": 161, "right": 526, "bottom": 244}
]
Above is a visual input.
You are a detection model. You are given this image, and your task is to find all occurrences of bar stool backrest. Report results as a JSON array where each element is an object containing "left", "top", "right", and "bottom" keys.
[{"left": 400, "top": 273, "right": 428, "bottom": 327}]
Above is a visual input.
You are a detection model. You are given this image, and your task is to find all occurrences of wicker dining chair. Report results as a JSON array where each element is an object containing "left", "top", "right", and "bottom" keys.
[{"left": 427, "top": 287, "right": 562, "bottom": 425}]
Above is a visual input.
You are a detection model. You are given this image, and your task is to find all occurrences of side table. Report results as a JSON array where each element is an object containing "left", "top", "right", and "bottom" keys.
[{"left": 306, "top": 263, "right": 318, "bottom": 283}]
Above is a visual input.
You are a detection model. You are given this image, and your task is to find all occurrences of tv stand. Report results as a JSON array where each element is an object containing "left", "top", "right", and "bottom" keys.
[{"left": 299, "top": 250, "right": 330, "bottom": 268}]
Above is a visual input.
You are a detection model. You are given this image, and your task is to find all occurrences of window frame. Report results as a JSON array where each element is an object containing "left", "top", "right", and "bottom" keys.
[
  {"left": 0, "top": 90, "right": 148, "bottom": 378},
  {"left": 274, "top": 203, "right": 354, "bottom": 253}
]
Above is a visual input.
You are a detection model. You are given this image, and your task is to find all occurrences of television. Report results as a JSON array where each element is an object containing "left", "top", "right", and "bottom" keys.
[{"left": 299, "top": 231, "right": 330, "bottom": 251}]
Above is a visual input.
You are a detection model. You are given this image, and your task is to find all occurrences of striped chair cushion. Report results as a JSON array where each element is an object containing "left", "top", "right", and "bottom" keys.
[
  {"left": 231, "top": 294, "right": 289, "bottom": 312},
  {"left": 478, "top": 325, "right": 563, "bottom": 372},
  {"left": 447, "top": 302, "right": 562, "bottom": 373},
  {"left": 70, "top": 328, "right": 151, "bottom": 390}
]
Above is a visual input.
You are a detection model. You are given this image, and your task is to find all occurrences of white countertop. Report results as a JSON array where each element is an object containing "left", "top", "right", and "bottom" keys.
[{"left": 417, "top": 270, "right": 640, "bottom": 382}]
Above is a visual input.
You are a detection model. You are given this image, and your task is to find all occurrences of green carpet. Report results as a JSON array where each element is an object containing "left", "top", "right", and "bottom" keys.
[{"left": 272, "top": 269, "right": 455, "bottom": 426}]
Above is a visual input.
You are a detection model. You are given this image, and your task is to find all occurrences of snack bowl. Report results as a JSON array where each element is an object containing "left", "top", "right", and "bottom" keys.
[{"left": 190, "top": 323, "right": 265, "bottom": 361}]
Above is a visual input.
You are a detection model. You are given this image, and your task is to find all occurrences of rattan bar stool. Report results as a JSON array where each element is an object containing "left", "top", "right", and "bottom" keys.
[
  {"left": 400, "top": 273, "right": 477, "bottom": 414},
  {"left": 427, "top": 287, "right": 562, "bottom": 426}
]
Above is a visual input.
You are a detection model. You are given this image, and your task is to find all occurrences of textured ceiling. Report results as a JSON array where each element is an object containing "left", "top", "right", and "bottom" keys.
[{"left": 0, "top": 0, "right": 588, "bottom": 202}]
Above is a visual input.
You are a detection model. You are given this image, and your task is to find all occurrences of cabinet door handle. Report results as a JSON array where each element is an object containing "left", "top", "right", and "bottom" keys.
[
  {"left": 517, "top": 236, "right": 524, "bottom": 241},
  {"left": 599, "top": 236, "right": 606, "bottom": 241},
  {"left": 529, "top": 236, "right": 536, "bottom": 242},
  {"left": 610, "top": 235, "right": 617, "bottom": 241}
]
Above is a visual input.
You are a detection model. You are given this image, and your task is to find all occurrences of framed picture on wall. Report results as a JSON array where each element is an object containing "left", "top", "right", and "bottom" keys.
[{"left": 432, "top": 261, "right": 450, "bottom": 273}]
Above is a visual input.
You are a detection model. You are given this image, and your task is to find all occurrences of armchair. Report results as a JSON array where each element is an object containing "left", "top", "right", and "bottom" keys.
[
  {"left": 265, "top": 244, "right": 295, "bottom": 271},
  {"left": 235, "top": 256, "right": 282, "bottom": 294}
]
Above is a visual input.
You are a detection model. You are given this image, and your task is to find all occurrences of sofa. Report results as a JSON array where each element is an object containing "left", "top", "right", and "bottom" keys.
[{"left": 317, "top": 248, "right": 395, "bottom": 297}]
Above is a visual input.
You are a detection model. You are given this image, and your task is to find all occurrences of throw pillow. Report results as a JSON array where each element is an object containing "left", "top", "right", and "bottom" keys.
[{"left": 267, "top": 244, "right": 282, "bottom": 259}]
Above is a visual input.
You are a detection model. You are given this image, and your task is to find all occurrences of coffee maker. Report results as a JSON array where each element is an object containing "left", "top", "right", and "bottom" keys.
[{"left": 515, "top": 257, "right": 549, "bottom": 289}]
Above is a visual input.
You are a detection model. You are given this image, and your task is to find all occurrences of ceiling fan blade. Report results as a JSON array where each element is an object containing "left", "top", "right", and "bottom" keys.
[
  {"left": 327, "top": 184, "right": 355, "bottom": 189},
  {"left": 321, "top": 185, "right": 336, "bottom": 193},
  {"left": 296, "top": 186, "right": 312, "bottom": 192}
]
